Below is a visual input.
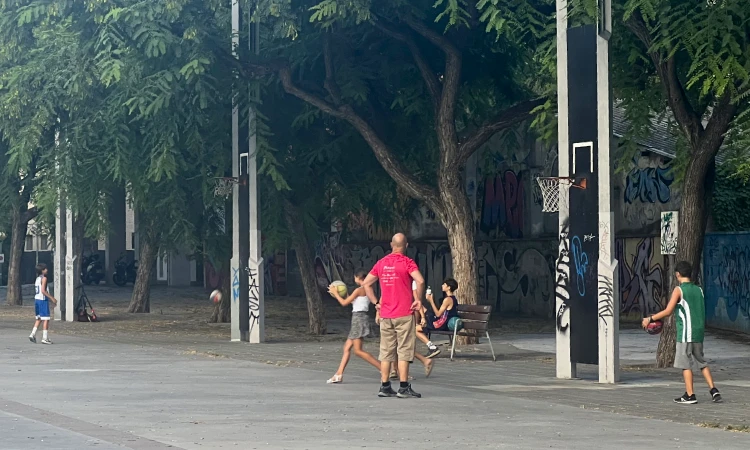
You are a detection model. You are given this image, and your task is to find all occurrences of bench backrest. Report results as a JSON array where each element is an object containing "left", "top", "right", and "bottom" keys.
[{"left": 456, "top": 304, "right": 492, "bottom": 331}]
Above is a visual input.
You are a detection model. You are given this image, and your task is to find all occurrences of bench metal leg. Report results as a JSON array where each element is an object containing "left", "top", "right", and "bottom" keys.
[
  {"left": 486, "top": 331, "right": 496, "bottom": 361},
  {"left": 450, "top": 327, "right": 458, "bottom": 361}
]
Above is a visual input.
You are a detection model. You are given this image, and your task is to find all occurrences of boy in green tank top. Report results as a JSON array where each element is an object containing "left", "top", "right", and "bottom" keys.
[{"left": 642, "top": 261, "right": 722, "bottom": 404}]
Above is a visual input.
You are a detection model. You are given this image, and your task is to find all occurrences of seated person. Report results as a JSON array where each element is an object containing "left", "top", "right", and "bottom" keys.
[{"left": 415, "top": 278, "right": 459, "bottom": 358}]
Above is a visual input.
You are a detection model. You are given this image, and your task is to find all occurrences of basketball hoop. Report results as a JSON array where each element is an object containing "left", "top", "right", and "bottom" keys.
[
  {"left": 536, "top": 177, "right": 587, "bottom": 213},
  {"left": 213, "top": 177, "right": 239, "bottom": 198}
]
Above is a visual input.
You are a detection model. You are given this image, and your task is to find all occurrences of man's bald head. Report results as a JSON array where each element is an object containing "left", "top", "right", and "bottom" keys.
[{"left": 391, "top": 233, "right": 408, "bottom": 253}]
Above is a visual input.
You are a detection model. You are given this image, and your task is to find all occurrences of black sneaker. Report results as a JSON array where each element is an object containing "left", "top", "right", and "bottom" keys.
[
  {"left": 378, "top": 384, "right": 397, "bottom": 398},
  {"left": 710, "top": 387, "right": 722, "bottom": 403},
  {"left": 674, "top": 393, "right": 697, "bottom": 404},
  {"left": 29, "top": 336, "right": 36, "bottom": 344},
  {"left": 426, "top": 347, "right": 441, "bottom": 359},
  {"left": 397, "top": 384, "right": 422, "bottom": 399}
]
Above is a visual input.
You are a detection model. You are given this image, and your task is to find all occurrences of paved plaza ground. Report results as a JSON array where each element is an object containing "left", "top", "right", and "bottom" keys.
[{"left": 2, "top": 285, "right": 750, "bottom": 449}]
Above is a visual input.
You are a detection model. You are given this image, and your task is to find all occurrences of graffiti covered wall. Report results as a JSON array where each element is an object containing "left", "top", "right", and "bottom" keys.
[
  {"left": 313, "top": 233, "right": 557, "bottom": 317},
  {"left": 615, "top": 154, "right": 680, "bottom": 235},
  {"left": 615, "top": 237, "right": 670, "bottom": 319},
  {"left": 704, "top": 233, "right": 750, "bottom": 334}
]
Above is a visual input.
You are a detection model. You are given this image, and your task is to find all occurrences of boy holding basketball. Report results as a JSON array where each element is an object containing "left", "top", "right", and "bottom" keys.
[{"left": 642, "top": 261, "right": 721, "bottom": 404}]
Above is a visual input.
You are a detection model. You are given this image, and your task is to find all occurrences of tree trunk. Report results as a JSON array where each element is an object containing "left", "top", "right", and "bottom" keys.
[
  {"left": 439, "top": 183, "right": 479, "bottom": 345},
  {"left": 128, "top": 232, "right": 158, "bottom": 313},
  {"left": 656, "top": 157, "right": 713, "bottom": 368},
  {"left": 209, "top": 261, "right": 231, "bottom": 323},
  {"left": 5, "top": 211, "right": 29, "bottom": 306},
  {"left": 283, "top": 199, "right": 326, "bottom": 335}
]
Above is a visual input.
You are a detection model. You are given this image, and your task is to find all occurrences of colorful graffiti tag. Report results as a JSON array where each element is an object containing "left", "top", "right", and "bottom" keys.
[
  {"left": 704, "top": 233, "right": 750, "bottom": 333},
  {"left": 476, "top": 242, "right": 555, "bottom": 317},
  {"left": 616, "top": 237, "right": 668, "bottom": 316},
  {"left": 624, "top": 166, "right": 674, "bottom": 204},
  {"left": 480, "top": 170, "right": 525, "bottom": 238}
]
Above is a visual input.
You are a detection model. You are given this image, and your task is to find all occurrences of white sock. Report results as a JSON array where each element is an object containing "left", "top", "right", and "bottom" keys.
[
  {"left": 427, "top": 341, "right": 435, "bottom": 348},
  {"left": 30, "top": 327, "right": 37, "bottom": 337},
  {"left": 42, "top": 330, "right": 48, "bottom": 340}
]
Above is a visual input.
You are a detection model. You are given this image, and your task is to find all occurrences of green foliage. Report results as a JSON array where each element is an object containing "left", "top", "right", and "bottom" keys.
[
  {"left": 613, "top": 0, "right": 750, "bottom": 173},
  {"left": 259, "top": 86, "right": 401, "bottom": 253},
  {"left": 0, "top": 0, "right": 288, "bottom": 262},
  {"left": 713, "top": 165, "right": 750, "bottom": 232}
]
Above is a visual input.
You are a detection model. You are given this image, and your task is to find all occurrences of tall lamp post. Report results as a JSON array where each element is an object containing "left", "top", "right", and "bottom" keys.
[
  {"left": 230, "top": 0, "right": 264, "bottom": 343},
  {"left": 0, "top": 231, "right": 6, "bottom": 287}
]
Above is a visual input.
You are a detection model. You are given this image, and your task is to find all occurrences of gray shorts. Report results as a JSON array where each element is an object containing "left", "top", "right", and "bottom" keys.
[{"left": 674, "top": 342, "right": 708, "bottom": 370}]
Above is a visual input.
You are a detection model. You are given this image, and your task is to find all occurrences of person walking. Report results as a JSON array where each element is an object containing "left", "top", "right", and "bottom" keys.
[
  {"left": 642, "top": 261, "right": 722, "bottom": 404},
  {"left": 362, "top": 233, "right": 424, "bottom": 399},
  {"left": 29, "top": 263, "right": 57, "bottom": 344}
]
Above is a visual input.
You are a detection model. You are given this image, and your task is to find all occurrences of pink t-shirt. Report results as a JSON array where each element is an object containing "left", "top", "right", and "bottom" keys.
[{"left": 370, "top": 253, "right": 418, "bottom": 319}]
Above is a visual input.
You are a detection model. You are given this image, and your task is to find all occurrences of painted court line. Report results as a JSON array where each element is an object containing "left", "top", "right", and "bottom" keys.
[{"left": 0, "top": 398, "right": 182, "bottom": 450}]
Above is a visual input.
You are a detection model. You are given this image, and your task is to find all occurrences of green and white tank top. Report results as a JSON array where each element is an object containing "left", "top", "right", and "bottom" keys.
[{"left": 676, "top": 282, "right": 705, "bottom": 343}]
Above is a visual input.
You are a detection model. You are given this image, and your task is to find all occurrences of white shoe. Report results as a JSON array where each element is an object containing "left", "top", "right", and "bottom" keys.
[{"left": 41, "top": 339, "right": 53, "bottom": 345}]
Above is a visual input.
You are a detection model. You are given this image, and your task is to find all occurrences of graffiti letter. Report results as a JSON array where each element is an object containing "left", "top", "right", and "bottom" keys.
[{"left": 571, "top": 236, "right": 589, "bottom": 297}]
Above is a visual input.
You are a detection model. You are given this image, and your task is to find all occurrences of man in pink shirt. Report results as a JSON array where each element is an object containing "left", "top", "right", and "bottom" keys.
[{"left": 363, "top": 233, "right": 424, "bottom": 398}]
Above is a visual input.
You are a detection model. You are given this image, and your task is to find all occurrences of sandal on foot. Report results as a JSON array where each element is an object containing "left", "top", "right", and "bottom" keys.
[{"left": 326, "top": 374, "right": 343, "bottom": 384}]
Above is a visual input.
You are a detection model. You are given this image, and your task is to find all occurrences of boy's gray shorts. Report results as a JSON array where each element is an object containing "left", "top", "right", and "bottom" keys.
[{"left": 674, "top": 342, "right": 708, "bottom": 370}]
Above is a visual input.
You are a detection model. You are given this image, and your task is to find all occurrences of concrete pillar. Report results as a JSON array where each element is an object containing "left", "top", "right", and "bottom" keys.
[
  {"left": 53, "top": 200, "right": 66, "bottom": 321},
  {"left": 555, "top": 0, "right": 575, "bottom": 379},
  {"left": 248, "top": 104, "right": 265, "bottom": 344},
  {"left": 596, "top": 0, "right": 619, "bottom": 384},
  {"left": 230, "top": 0, "right": 242, "bottom": 341},
  {"left": 64, "top": 209, "right": 76, "bottom": 322},
  {"left": 230, "top": 2, "right": 265, "bottom": 343},
  {"left": 248, "top": 15, "right": 265, "bottom": 344},
  {"left": 105, "top": 188, "right": 127, "bottom": 284}
]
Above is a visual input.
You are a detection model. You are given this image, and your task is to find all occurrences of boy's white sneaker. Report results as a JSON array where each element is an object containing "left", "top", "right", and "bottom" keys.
[{"left": 41, "top": 339, "right": 53, "bottom": 345}]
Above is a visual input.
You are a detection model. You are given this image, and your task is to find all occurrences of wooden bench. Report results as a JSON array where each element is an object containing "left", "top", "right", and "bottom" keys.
[{"left": 425, "top": 304, "right": 496, "bottom": 361}]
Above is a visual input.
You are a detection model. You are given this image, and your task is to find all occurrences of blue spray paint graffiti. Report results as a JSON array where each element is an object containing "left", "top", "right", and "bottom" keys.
[
  {"left": 624, "top": 166, "right": 673, "bottom": 204},
  {"left": 232, "top": 267, "right": 240, "bottom": 303},
  {"left": 571, "top": 235, "right": 588, "bottom": 297},
  {"left": 704, "top": 234, "right": 750, "bottom": 332}
]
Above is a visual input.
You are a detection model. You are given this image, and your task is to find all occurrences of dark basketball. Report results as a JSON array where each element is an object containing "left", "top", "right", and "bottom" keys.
[{"left": 646, "top": 320, "right": 663, "bottom": 335}]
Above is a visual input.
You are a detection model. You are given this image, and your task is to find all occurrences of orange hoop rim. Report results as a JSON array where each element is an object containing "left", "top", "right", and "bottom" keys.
[{"left": 535, "top": 177, "right": 587, "bottom": 189}]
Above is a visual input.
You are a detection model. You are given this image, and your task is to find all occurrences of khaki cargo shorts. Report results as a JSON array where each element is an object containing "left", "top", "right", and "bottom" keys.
[{"left": 379, "top": 315, "right": 416, "bottom": 363}]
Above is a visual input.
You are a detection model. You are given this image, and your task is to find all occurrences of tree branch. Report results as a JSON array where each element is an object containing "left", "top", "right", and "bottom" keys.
[
  {"left": 624, "top": 12, "right": 703, "bottom": 148},
  {"left": 276, "top": 66, "right": 441, "bottom": 211},
  {"left": 373, "top": 18, "right": 441, "bottom": 113},
  {"left": 403, "top": 16, "right": 462, "bottom": 168},
  {"left": 699, "top": 91, "right": 738, "bottom": 160},
  {"left": 277, "top": 66, "right": 343, "bottom": 118},
  {"left": 457, "top": 98, "right": 546, "bottom": 164},
  {"left": 21, "top": 206, "right": 38, "bottom": 224}
]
